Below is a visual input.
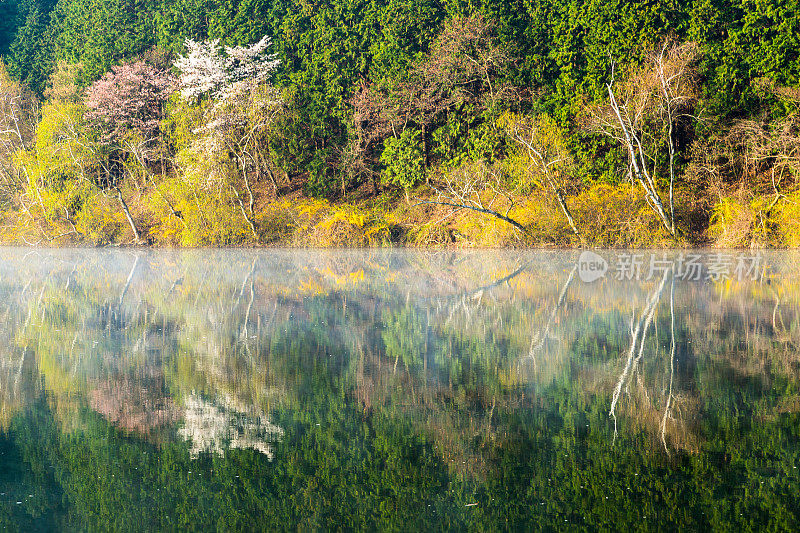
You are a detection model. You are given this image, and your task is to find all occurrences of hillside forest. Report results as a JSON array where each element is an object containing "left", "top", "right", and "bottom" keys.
[{"left": 0, "top": 0, "right": 799, "bottom": 247}]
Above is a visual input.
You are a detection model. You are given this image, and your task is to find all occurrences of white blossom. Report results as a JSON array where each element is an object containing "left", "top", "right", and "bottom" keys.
[
  {"left": 225, "top": 35, "right": 281, "bottom": 87},
  {"left": 178, "top": 393, "right": 284, "bottom": 458},
  {"left": 175, "top": 35, "right": 280, "bottom": 102},
  {"left": 174, "top": 39, "right": 229, "bottom": 101}
]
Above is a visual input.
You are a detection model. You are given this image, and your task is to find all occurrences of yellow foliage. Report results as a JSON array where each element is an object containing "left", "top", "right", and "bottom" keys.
[
  {"left": 404, "top": 182, "right": 673, "bottom": 247},
  {"left": 777, "top": 190, "right": 800, "bottom": 247},
  {"left": 144, "top": 186, "right": 393, "bottom": 247},
  {"left": 408, "top": 222, "right": 454, "bottom": 246},
  {"left": 75, "top": 194, "right": 126, "bottom": 245},
  {"left": 34, "top": 101, "right": 97, "bottom": 175},
  {"left": 163, "top": 95, "right": 207, "bottom": 153},
  {"left": 499, "top": 111, "right": 576, "bottom": 194},
  {"left": 708, "top": 193, "right": 800, "bottom": 248},
  {"left": 571, "top": 183, "right": 673, "bottom": 247},
  {"left": 145, "top": 177, "right": 252, "bottom": 246},
  {"left": 306, "top": 203, "right": 390, "bottom": 247}
]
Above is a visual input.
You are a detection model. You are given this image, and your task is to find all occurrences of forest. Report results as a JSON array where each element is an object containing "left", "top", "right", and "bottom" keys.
[{"left": 0, "top": 0, "right": 799, "bottom": 247}]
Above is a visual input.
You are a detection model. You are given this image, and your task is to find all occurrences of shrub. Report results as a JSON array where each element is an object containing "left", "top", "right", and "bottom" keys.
[
  {"left": 572, "top": 184, "right": 673, "bottom": 247},
  {"left": 145, "top": 176, "right": 252, "bottom": 246},
  {"left": 777, "top": 191, "right": 800, "bottom": 247},
  {"left": 708, "top": 191, "right": 800, "bottom": 248},
  {"left": 381, "top": 129, "right": 425, "bottom": 190},
  {"left": 709, "top": 196, "right": 780, "bottom": 248},
  {"left": 75, "top": 194, "right": 125, "bottom": 245}
]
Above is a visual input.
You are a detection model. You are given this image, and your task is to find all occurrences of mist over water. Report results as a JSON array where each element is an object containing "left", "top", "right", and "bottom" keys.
[{"left": 1, "top": 248, "right": 799, "bottom": 530}]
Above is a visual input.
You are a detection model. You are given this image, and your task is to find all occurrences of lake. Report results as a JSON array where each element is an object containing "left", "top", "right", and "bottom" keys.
[{"left": 1, "top": 248, "right": 799, "bottom": 530}]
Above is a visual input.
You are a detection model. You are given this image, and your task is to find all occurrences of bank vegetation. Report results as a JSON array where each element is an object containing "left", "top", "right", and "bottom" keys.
[{"left": 0, "top": 2, "right": 799, "bottom": 247}]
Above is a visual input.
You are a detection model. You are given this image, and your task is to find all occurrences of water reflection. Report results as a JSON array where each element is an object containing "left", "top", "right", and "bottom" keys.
[{"left": 1, "top": 248, "right": 799, "bottom": 530}]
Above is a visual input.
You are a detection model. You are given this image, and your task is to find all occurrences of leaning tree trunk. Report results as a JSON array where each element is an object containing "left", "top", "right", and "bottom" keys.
[
  {"left": 412, "top": 200, "right": 528, "bottom": 234},
  {"left": 115, "top": 186, "right": 141, "bottom": 244}
]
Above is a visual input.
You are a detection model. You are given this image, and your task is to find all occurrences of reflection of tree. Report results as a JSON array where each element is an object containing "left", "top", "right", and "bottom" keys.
[
  {"left": 89, "top": 375, "right": 179, "bottom": 435},
  {"left": 178, "top": 393, "right": 283, "bottom": 458},
  {"left": 609, "top": 269, "right": 669, "bottom": 439},
  {"left": 0, "top": 347, "right": 35, "bottom": 430},
  {"left": 661, "top": 275, "right": 676, "bottom": 452},
  {"left": 520, "top": 263, "right": 577, "bottom": 372},
  {"left": 14, "top": 262, "right": 181, "bottom": 437},
  {"left": 0, "top": 250, "right": 800, "bottom": 529}
]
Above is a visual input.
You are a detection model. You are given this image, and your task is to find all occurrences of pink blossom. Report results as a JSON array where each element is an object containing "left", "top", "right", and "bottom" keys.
[{"left": 84, "top": 61, "right": 176, "bottom": 143}]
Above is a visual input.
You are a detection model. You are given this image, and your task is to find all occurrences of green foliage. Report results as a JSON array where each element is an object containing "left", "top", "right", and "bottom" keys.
[
  {"left": 5, "top": 0, "right": 58, "bottom": 92},
  {"left": 380, "top": 129, "right": 425, "bottom": 189},
  {"left": 48, "top": 0, "right": 158, "bottom": 83},
  {"left": 0, "top": 0, "right": 21, "bottom": 57}
]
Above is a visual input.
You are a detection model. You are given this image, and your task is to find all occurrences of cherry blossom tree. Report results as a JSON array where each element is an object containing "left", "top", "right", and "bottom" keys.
[
  {"left": 174, "top": 36, "right": 283, "bottom": 242},
  {"left": 82, "top": 60, "right": 176, "bottom": 243},
  {"left": 84, "top": 60, "right": 176, "bottom": 143},
  {"left": 175, "top": 35, "right": 280, "bottom": 102}
]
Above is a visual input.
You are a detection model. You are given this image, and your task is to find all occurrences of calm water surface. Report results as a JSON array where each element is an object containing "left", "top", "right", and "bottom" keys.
[{"left": 1, "top": 249, "right": 799, "bottom": 531}]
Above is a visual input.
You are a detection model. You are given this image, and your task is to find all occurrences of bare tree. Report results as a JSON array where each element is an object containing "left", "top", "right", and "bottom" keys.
[
  {"left": 586, "top": 41, "right": 700, "bottom": 237},
  {"left": 503, "top": 113, "right": 581, "bottom": 238},
  {"left": 684, "top": 80, "right": 800, "bottom": 245},
  {"left": 412, "top": 160, "right": 528, "bottom": 234},
  {"left": 351, "top": 15, "right": 515, "bottom": 180},
  {"left": 411, "top": 111, "right": 581, "bottom": 238},
  {"left": 0, "top": 62, "right": 38, "bottom": 206},
  {"left": 726, "top": 89, "right": 800, "bottom": 211}
]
